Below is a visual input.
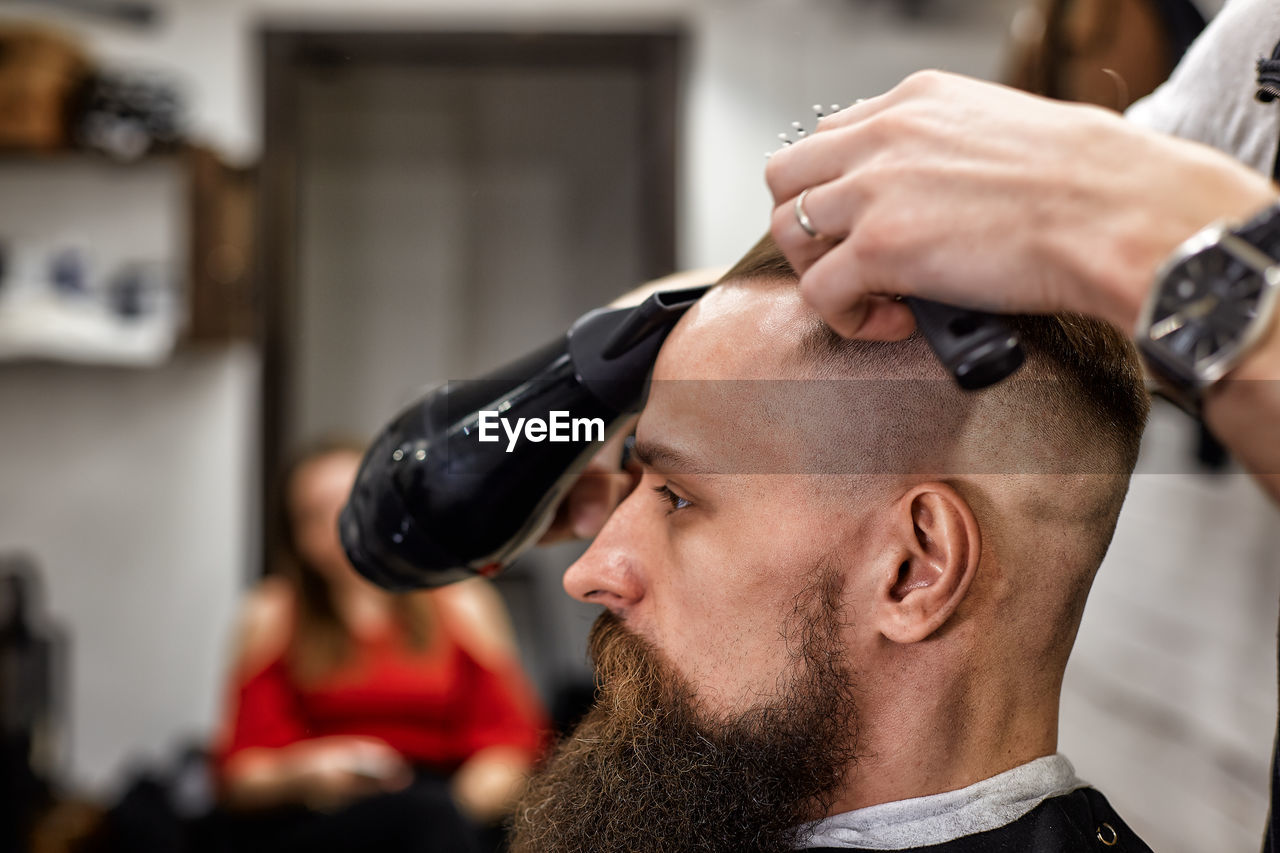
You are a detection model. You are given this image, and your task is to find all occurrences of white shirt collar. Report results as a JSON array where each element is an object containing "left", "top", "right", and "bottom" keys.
[{"left": 797, "top": 754, "right": 1086, "bottom": 850}]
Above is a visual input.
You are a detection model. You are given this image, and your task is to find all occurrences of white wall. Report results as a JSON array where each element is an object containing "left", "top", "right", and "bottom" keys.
[
  {"left": 1, "top": 0, "right": 1020, "bottom": 266},
  {"left": 0, "top": 347, "right": 257, "bottom": 792},
  {"left": 1063, "top": 410, "right": 1280, "bottom": 852}
]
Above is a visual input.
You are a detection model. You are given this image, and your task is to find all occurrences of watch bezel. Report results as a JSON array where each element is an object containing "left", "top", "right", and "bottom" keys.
[{"left": 1137, "top": 223, "right": 1280, "bottom": 388}]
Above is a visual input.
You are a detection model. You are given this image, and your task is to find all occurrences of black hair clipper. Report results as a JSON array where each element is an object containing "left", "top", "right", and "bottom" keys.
[{"left": 906, "top": 298, "right": 1024, "bottom": 390}]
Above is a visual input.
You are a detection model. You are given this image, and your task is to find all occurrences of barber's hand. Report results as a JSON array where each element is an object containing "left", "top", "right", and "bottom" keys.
[
  {"left": 282, "top": 736, "right": 412, "bottom": 812},
  {"left": 539, "top": 424, "right": 638, "bottom": 544},
  {"left": 766, "top": 70, "right": 1277, "bottom": 338}
]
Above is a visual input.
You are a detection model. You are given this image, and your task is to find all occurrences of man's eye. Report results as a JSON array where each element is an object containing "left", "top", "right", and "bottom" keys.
[{"left": 652, "top": 484, "right": 691, "bottom": 514}]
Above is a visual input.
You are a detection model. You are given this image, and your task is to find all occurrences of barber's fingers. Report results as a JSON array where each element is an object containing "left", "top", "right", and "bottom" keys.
[
  {"left": 769, "top": 69, "right": 982, "bottom": 200},
  {"left": 770, "top": 176, "right": 869, "bottom": 278},
  {"left": 765, "top": 90, "right": 895, "bottom": 204},
  {"left": 766, "top": 121, "right": 872, "bottom": 222},
  {"left": 769, "top": 177, "right": 900, "bottom": 338},
  {"left": 768, "top": 70, "right": 975, "bottom": 266},
  {"left": 538, "top": 420, "right": 636, "bottom": 544},
  {"left": 770, "top": 193, "right": 836, "bottom": 274},
  {"left": 566, "top": 469, "right": 633, "bottom": 539},
  {"left": 768, "top": 106, "right": 912, "bottom": 278},
  {"left": 797, "top": 234, "right": 918, "bottom": 339},
  {"left": 850, "top": 296, "right": 917, "bottom": 341},
  {"left": 539, "top": 467, "right": 634, "bottom": 544}
]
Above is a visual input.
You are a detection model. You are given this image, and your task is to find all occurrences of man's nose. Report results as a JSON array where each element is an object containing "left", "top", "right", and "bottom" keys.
[{"left": 562, "top": 493, "right": 646, "bottom": 612}]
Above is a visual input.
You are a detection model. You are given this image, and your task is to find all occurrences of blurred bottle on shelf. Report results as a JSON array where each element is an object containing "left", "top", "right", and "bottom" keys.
[
  {"left": 107, "top": 259, "right": 176, "bottom": 322},
  {"left": 49, "top": 247, "right": 89, "bottom": 297}
]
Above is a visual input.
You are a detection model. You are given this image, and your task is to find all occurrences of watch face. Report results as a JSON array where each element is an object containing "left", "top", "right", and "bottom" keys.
[{"left": 1146, "top": 243, "right": 1269, "bottom": 377}]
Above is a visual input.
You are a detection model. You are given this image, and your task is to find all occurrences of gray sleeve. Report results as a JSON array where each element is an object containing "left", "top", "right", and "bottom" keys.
[{"left": 1125, "top": 0, "right": 1280, "bottom": 175}]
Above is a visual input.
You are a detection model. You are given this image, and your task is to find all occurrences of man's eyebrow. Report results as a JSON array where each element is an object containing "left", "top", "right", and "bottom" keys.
[{"left": 631, "top": 439, "right": 710, "bottom": 474}]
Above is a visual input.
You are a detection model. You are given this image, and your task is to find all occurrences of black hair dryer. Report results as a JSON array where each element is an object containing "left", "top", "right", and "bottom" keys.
[
  {"left": 341, "top": 287, "right": 1023, "bottom": 591},
  {"left": 340, "top": 286, "right": 709, "bottom": 591}
]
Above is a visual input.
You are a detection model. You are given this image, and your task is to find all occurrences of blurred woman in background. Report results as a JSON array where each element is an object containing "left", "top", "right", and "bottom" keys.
[{"left": 215, "top": 442, "right": 547, "bottom": 852}]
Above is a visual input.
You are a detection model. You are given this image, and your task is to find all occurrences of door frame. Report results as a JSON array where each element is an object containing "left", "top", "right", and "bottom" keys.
[{"left": 256, "top": 28, "right": 682, "bottom": 574}]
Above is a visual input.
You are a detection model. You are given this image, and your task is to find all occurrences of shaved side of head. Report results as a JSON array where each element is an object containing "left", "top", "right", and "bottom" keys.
[{"left": 719, "top": 233, "right": 1151, "bottom": 664}]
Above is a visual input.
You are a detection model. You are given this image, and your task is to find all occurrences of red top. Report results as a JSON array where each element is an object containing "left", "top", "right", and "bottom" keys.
[{"left": 217, "top": 608, "right": 548, "bottom": 776}]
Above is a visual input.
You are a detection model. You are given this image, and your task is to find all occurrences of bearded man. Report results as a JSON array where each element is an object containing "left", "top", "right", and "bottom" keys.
[{"left": 509, "top": 234, "right": 1152, "bottom": 853}]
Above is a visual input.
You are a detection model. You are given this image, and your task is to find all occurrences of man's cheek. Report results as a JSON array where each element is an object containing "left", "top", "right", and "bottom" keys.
[
  {"left": 642, "top": 608, "right": 755, "bottom": 713},
  {"left": 670, "top": 619, "right": 799, "bottom": 714}
]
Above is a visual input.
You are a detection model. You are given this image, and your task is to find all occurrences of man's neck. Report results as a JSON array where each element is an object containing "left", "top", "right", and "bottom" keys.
[{"left": 825, "top": 665, "right": 1061, "bottom": 815}]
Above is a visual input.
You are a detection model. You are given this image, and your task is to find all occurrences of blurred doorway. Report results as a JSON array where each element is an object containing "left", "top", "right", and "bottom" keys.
[{"left": 259, "top": 29, "right": 681, "bottom": 707}]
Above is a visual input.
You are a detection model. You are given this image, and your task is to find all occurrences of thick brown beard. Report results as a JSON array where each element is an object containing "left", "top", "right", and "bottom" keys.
[{"left": 510, "top": 566, "right": 858, "bottom": 853}]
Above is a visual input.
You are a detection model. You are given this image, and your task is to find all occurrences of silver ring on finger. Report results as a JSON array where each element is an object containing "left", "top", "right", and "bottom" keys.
[{"left": 794, "top": 188, "right": 829, "bottom": 240}]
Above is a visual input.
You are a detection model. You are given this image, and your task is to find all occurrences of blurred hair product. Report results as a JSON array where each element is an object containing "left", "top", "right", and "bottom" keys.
[
  {"left": 49, "top": 247, "right": 88, "bottom": 297},
  {"left": 107, "top": 260, "right": 171, "bottom": 320}
]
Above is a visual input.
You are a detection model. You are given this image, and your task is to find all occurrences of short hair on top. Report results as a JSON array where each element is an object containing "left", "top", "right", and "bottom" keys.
[{"left": 721, "top": 233, "right": 1151, "bottom": 473}]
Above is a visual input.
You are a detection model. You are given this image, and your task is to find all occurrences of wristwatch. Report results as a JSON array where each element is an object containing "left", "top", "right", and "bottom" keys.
[{"left": 1135, "top": 201, "right": 1280, "bottom": 415}]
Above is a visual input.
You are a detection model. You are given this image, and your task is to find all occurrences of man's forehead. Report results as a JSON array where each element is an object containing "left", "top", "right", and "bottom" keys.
[
  {"left": 637, "top": 278, "right": 968, "bottom": 477},
  {"left": 638, "top": 281, "right": 833, "bottom": 476},
  {"left": 652, "top": 281, "right": 812, "bottom": 382}
]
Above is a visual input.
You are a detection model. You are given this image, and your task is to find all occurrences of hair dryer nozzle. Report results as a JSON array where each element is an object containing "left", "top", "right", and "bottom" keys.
[{"left": 599, "top": 285, "right": 711, "bottom": 360}]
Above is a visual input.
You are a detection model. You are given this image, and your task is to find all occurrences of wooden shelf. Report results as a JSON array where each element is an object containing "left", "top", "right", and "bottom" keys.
[
  {"left": 0, "top": 146, "right": 183, "bottom": 165},
  {"left": 0, "top": 144, "right": 257, "bottom": 364}
]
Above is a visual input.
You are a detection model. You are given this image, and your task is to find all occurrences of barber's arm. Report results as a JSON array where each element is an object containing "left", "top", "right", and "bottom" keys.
[{"left": 765, "top": 70, "right": 1280, "bottom": 502}]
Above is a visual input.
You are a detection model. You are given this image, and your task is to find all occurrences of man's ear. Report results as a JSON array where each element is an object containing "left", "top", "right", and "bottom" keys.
[{"left": 874, "top": 482, "right": 980, "bottom": 644}]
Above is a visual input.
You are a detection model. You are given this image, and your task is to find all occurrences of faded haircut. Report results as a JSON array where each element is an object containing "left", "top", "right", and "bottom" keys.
[{"left": 722, "top": 233, "right": 1151, "bottom": 475}]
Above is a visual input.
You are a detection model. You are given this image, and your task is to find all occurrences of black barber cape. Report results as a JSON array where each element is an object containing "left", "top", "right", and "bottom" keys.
[{"left": 802, "top": 787, "right": 1151, "bottom": 852}]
